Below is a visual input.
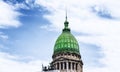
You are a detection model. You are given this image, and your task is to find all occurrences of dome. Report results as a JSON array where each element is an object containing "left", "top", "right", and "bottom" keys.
[
  {"left": 53, "top": 18, "right": 80, "bottom": 55},
  {"left": 53, "top": 31, "right": 80, "bottom": 55}
]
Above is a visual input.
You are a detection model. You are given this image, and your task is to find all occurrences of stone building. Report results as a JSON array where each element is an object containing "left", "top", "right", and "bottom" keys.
[
  {"left": 51, "top": 16, "right": 83, "bottom": 72},
  {"left": 42, "top": 15, "right": 83, "bottom": 72}
]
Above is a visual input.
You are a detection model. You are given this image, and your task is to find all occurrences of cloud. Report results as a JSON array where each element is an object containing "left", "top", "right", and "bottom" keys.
[
  {"left": 0, "top": 0, "right": 21, "bottom": 28},
  {"left": 0, "top": 32, "right": 8, "bottom": 41},
  {"left": 36, "top": 0, "right": 120, "bottom": 34},
  {"left": 77, "top": 35, "right": 120, "bottom": 72},
  {"left": 34, "top": 0, "right": 120, "bottom": 72},
  {"left": 0, "top": 52, "right": 49, "bottom": 72},
  {"left": 91, "top": 5, "right": 114, "bottom": 19}
]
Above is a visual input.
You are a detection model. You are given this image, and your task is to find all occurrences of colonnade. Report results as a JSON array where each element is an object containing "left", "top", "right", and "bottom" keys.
[{"left": 53, "top": 61, "right": 78, "bottom": 71}]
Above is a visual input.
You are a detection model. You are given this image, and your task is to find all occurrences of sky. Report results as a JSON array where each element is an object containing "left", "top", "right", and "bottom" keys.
[{"left": 0, "top": 0, "right": 120, "bottom": 72}]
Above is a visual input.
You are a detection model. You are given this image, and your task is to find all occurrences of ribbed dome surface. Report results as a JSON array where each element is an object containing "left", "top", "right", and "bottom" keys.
[{"left": 53, "top": 29, "right": 80, "bottom": 55}]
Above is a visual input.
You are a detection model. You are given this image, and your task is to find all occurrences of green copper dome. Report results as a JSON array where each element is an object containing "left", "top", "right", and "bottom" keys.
[{"left": 53, "top": 16, "right": 80, "bottom": 55}]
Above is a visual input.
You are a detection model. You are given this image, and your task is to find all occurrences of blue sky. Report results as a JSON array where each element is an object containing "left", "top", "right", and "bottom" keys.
[{"left": 0, "top": 0, "right": 120, "bottom": 72}]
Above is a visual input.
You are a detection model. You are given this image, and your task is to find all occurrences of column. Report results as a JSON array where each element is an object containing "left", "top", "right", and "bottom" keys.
[
  {"left": 74, "top": 63, "right": 76, "bottom": 70},
  {"left": 55, "top": 63, "right": 57, "bottom": 70},
  {"left": 67, "top": 62, "right": 68, "bottom": 71},
  {"left": 59, "top": 62, "right": 61, "bottom": 70},
  {"left": 63, "top": 62, "right": 64, "bottom": 70},
  {"left": 64, "top": 62, "right": 66, "bottom": 70},
  {"left": 72, "top": 62, "right": 75, "bottom": 70}
]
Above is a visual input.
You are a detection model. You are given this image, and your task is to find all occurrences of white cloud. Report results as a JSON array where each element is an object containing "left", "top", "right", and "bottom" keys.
[
  {"left": 36, "top": 0, "right": 120, "bottom": 34},
  {"left": 0, "top": 52, "right": 49, "bottom": 72},
  {"left": 0, "top": 32, "right": 8, "bottom": 41},
  {"left": 77, "top": 35, "right": 120, "bottom": 72},
  {"left": 35, "top": 0, "right": 120, "bottom": 72},
  {"left": 0, "top": 1, "right": 21, "bottom": 28}
]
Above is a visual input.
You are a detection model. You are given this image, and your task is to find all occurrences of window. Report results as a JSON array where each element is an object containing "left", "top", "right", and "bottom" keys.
[
  {"left": 61, "top": 62, "right": 63, "bottom": 70},
  {"left": 68, "top": 62, "right": 71, "bottom": 69},
  {"left": 71, "top": 44, "right": 73, "bottom": 48},
  {"left": 57, "top": 63, "right": 59, "bottom": 69},
  {"left": 76, "top": 63, "right": 78, "bottom": 70},
  {"left": 68, "top": 43, "right": 70, "bottom": 47},
  {"left": 64, "top": 62, "right": 66, "bottom": 69},
  {"left": 72, "top": 63, "right": 75, "bottom": 70}
]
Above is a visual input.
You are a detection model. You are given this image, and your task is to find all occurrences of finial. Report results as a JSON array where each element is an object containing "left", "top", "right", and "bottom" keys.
[
  {"left": 64, "top": 8, "right": 69, "bottom": 29},
  {"left": 63, "top": 8, "right": 70, "bottom": 32},
  {"left": 65, "top": 8, "right": 68, "bottom": 21}
]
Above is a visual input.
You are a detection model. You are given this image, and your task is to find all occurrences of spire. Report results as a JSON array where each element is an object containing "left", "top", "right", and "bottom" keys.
[
  {"left": 65, "top": 9, "right": 68, "bottom": 22},
  {"left": 64, "top": 9, "right": 69, "bottom": 29},
  {"left": 63, "top": 9, "right": 70, "bottom": 32}
]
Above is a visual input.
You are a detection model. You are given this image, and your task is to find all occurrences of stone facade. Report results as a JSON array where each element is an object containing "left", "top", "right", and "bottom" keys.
[{"left": 51, "top": 53, "right": 83, "bottom": 72}]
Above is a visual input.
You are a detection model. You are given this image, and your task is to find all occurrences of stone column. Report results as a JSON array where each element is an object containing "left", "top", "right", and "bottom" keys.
[
  {"left": 63, "top": 62, "right": 64, "bottom": 70},
  {"left": 64, "top": 62, "right": 66, "bottom": 70},
  {"left": 67, "top": 61, "right": 68, "bottom": 72},
  {"left": 73, "top": 63, "right": 75, "bottom": 71},
  {"left": 56, "top": 63, "right": 58, "bottom": 70},
  {"left": 59, "top": 62, "right": 61, "bottom": 70},
  {"left": 74, "top": 63, "right": 76, "bottom": 70},
  {"left": 55, "top": 63, "right": 57, "bottom": 70}
]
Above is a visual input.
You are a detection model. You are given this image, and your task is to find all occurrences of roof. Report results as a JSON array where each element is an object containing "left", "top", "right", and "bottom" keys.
[{"left": 53, "top": 17, "right": 80, "bottom": 55}]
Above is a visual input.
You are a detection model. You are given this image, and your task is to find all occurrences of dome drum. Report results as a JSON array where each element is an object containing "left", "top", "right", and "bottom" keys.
[{"left": 52, "top": 52, "right": 81, "bottom": 60}]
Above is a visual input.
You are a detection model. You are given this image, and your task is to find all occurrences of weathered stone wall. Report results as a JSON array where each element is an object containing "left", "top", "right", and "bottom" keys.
[{"left": 51, "top": 53, "right": 83, "bottom": 72}]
